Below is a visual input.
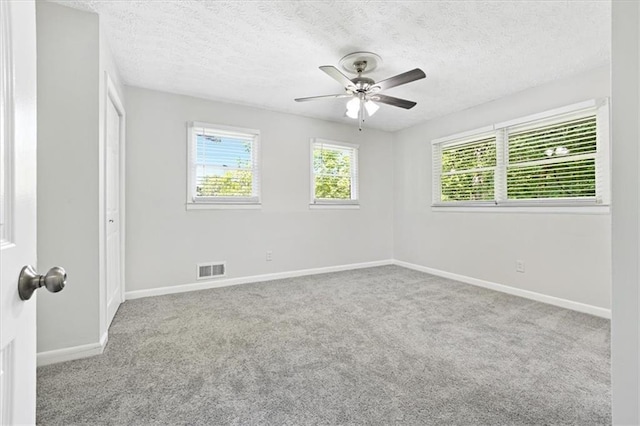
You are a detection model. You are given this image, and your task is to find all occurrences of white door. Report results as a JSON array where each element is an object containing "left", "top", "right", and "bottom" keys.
[
  {"left": 0, "top": 1, "right": 38, "bottom": 424},
  {"left": 105, "top": 85, "right": 124, "bottom": 327}
]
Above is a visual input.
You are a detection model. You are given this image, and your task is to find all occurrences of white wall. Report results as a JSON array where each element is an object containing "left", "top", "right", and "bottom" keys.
[
  {"left": 393, "top": 66, "right": 611, "bottom": 310},
  {"left": 36, "top": 1, "right": 100, "bottom": 352},
  {"left": 36, "top": 1, "right": 124, "bottom": 354},
  {"left": 124, "top": 87, "right": 393, "bottom": 293},
  {"left": 611, "top": 1, "right": 640, "bottom": 423}
]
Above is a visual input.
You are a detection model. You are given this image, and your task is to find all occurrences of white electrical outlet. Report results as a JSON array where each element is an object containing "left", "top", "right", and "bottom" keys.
[
  {"left": 516, "top": 260, "right": 525, "bottom": 273},
  {"left": 266, "top": 251, "right": 273, "bottom": 261}
]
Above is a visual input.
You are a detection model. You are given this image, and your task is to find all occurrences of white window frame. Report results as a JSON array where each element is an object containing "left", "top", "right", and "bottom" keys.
[
  {"left": 431, "top": 99, "right": 610, "bottom": 213},
  {"left": 310, "top": 138, "right": 359, "bottom": 209},
  {"left": 186, "top": 121, "right": 261, "bottom": 210}
]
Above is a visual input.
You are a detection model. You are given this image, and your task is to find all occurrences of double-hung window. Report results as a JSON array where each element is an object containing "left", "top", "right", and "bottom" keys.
[
  {"left": 310, "top": 139, "right": 359, "bottom": 206},
  {"left": 432, "top": 99, "right": 609, "bottom": 209},
  {"left": 187, "top": 122, "right": 260, "bottom": 207}
]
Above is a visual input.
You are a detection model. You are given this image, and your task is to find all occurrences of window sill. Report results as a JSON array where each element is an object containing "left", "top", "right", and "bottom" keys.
[
  {"left": 431, "top": 204, "right": 610, "bottom": 214},
  {"left": 309, "top": 203, "right": 360, "bottom": 210},
  {"left": 186, "top": 203, "right": 261, "bottom": 210}
]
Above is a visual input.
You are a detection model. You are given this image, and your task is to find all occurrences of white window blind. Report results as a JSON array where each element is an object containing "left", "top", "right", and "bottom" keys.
[
  {"left": 506, "top": 114, "right": 598, "bottom": 202},
  {"left": 438, "top": 136, "right": 496, "bottom": 202},
  {"left": 187, "top": 122, "right": 260, "bottom": 204},
  {"left": 311, "top": 139, "right": 359, "bottom": 205},
  {"left": 432, "top": 99, "right": 609, "bottom": 208}
]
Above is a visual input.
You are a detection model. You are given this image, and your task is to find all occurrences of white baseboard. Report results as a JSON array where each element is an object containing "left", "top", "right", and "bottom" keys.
[
  {"left": 37, "top": 331, "right": 109, "bottom": 367},
  {"left": 125, "top": 259, "right": 395, "bottom": 300},
  {"left": 393, "top": 260, "right": 611, "bottom": 319},
  {"left": 40, "top": 259, "right": 609, "bottom": 366},
  {"left": 125, "top": 258, "right": 610, "bottom": 318}
]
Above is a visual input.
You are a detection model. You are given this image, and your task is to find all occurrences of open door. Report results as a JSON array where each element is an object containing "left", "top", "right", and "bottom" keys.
[{"left": 1, "top": 1, "right": 39, "bottom": 423}]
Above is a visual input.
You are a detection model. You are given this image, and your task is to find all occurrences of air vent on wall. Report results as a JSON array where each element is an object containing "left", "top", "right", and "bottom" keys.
[{"left": 197, "top": 262, "right": 226, "bottom": 280}]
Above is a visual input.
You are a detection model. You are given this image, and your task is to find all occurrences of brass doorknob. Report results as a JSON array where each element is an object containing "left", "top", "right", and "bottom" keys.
[{"left": 18, "top": 265, "right": 67, "bottom": 301}]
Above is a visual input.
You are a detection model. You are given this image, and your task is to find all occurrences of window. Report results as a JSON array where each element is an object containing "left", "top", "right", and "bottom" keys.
[
  {"left": 310, "top": 139, "right": 359, "bottom": 206},
  {"left": 187, "top": 122, "right": 260, "bottom": 207},
  {"left": 438, "top": 134, "right": 496, "bottom": 203},
  {"left": 432, "top": 99, "right": 609, "bottom": 209},
  {"left": 507, "top": 115, "right": 597, "bottom": 201}
]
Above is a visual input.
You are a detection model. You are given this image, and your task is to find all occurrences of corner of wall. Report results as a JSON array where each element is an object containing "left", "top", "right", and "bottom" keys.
[
  {"left": 390, "top": 67, "right": 611, "bottom": 311},
  {"left": 36, "top": 0, "right": 102, "bottom": 355}
]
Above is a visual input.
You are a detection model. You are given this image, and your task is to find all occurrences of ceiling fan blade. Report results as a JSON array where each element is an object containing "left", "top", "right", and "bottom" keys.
[
  {"left": 370, "top": 94, "right": 417, "bottom": 109},
  {"left": 295, "top": 94, "right": 353, "bottom": 102},
  {"left": 372, "top": 68, "right": 426, "bottom": 91},
  {"left": 319, "top": 65, "right": 357, "bottom": 90}
]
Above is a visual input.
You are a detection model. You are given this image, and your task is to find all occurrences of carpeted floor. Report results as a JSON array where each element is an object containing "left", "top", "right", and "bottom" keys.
[{"left": 37, "top": 266, "right": 610, "bottom": 425}]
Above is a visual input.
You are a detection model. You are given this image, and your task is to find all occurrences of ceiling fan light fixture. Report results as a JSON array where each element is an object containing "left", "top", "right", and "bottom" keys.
[
  {"left": 294, "top": 52, "right": 426, "bottom": 130},
  {"left": 345, "top": 108, "right": 359, "bottom": 119},
  {"left": 346, "top": 97, "right": 360, "bottom": 119},
  {"left": 365, "top": 100, "right": 379, "bottom": 117},
  {"left": 346, "top": 97, "right": 360, "bottom": 111},
  {"left": 346, "top": 109, "right": 359, "bottom": 120}
]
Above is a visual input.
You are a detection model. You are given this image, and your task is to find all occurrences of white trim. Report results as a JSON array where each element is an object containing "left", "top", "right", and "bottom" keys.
[
  {"left": 495, "top": 99, "right": 598, "bottom": 130},
  {"left": 29, "top": 258, "right": 604, "bottom": 369},
  {"left": 309, "top": 204, "right": 360, "bottom": 210},
  {"left": 190, "top": 196, "right": 259, "bottom": 204},
  {"left": 190, "top": 121, "right": 260, "bottom": 138},
  {"left": 431, "top": 125, "right": 495, "bottom": 145},
  {"left": 0, "top": 0, "right": 14, "bottom": 247},
  {"left": 37, "top": 332, "right": 108, "bottom": 367},
  {"left": 394, "top": 260, "right": 610, "bottom": 318},
  {"left": 186, "top": 203, "right": 261, "bottom": 210},
  {"left": 124, "top": 259, "right": 610, "bottom": 319},
  {"left": 432, "top": 205, "right": 610, "bottom": 214},
  {"left": 125, "top": 260, "right": 394, "bottom": 300},
  {"left": 312, "top": 138, "right": 359, "bottom": 150},
  {"left": 595, "top": 98, "right": 611, "bottom": 205}
]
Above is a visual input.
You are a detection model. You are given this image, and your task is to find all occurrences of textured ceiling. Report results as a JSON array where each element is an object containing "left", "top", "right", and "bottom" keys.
[{"left": 53, "top": 0, "right": 610, "bottom": 132}]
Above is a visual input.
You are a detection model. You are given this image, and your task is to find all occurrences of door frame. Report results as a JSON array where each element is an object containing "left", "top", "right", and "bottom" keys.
[{"left": 100, "top": 72, "right": 125, "bottom": 338}]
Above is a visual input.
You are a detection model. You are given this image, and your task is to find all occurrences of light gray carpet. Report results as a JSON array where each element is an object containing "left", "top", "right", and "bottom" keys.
[{"left": 37, "top": 266, "right": 610, "bottom": 425}]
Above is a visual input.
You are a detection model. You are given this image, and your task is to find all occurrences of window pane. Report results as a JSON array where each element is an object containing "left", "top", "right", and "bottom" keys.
[
  {"left": 196, "top": 170, "right": 254, "bottom": 197},
  {"left": 442, "top": 137, "right": 496, "bottom": 173},
  {"left": 508, "top": 116, "right": 596, "bottom": 164},
  {"left": 196, "top": 134, "right": 253, "bottom": 169},
  {"left": 441, "top": 170, "right": 494, "bottom": 202},
  {"left": 507, "top": 115, "right": 597, "bottom": 200},
  {"left": 439, "top": 137, "right": 496, "bottom": 202},
  {"left": 315, "top": 175, "right": 352, "bottom": 199},
  {"left": 193, "top": 128, "right": 257, "bottom": 200},
  {"left": 312, "top": 143, "right": 357, "bottom": 202},
  {"left": 507, "top": 158, "right": 595, "bottom": 199},
  {"left": 313, "top": 148, "right": 351, "bottom": 176}
]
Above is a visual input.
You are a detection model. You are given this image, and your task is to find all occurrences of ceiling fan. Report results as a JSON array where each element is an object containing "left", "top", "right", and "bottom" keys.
[{"left": 295, "top": 52, "right": 426, "bottom": 131}]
